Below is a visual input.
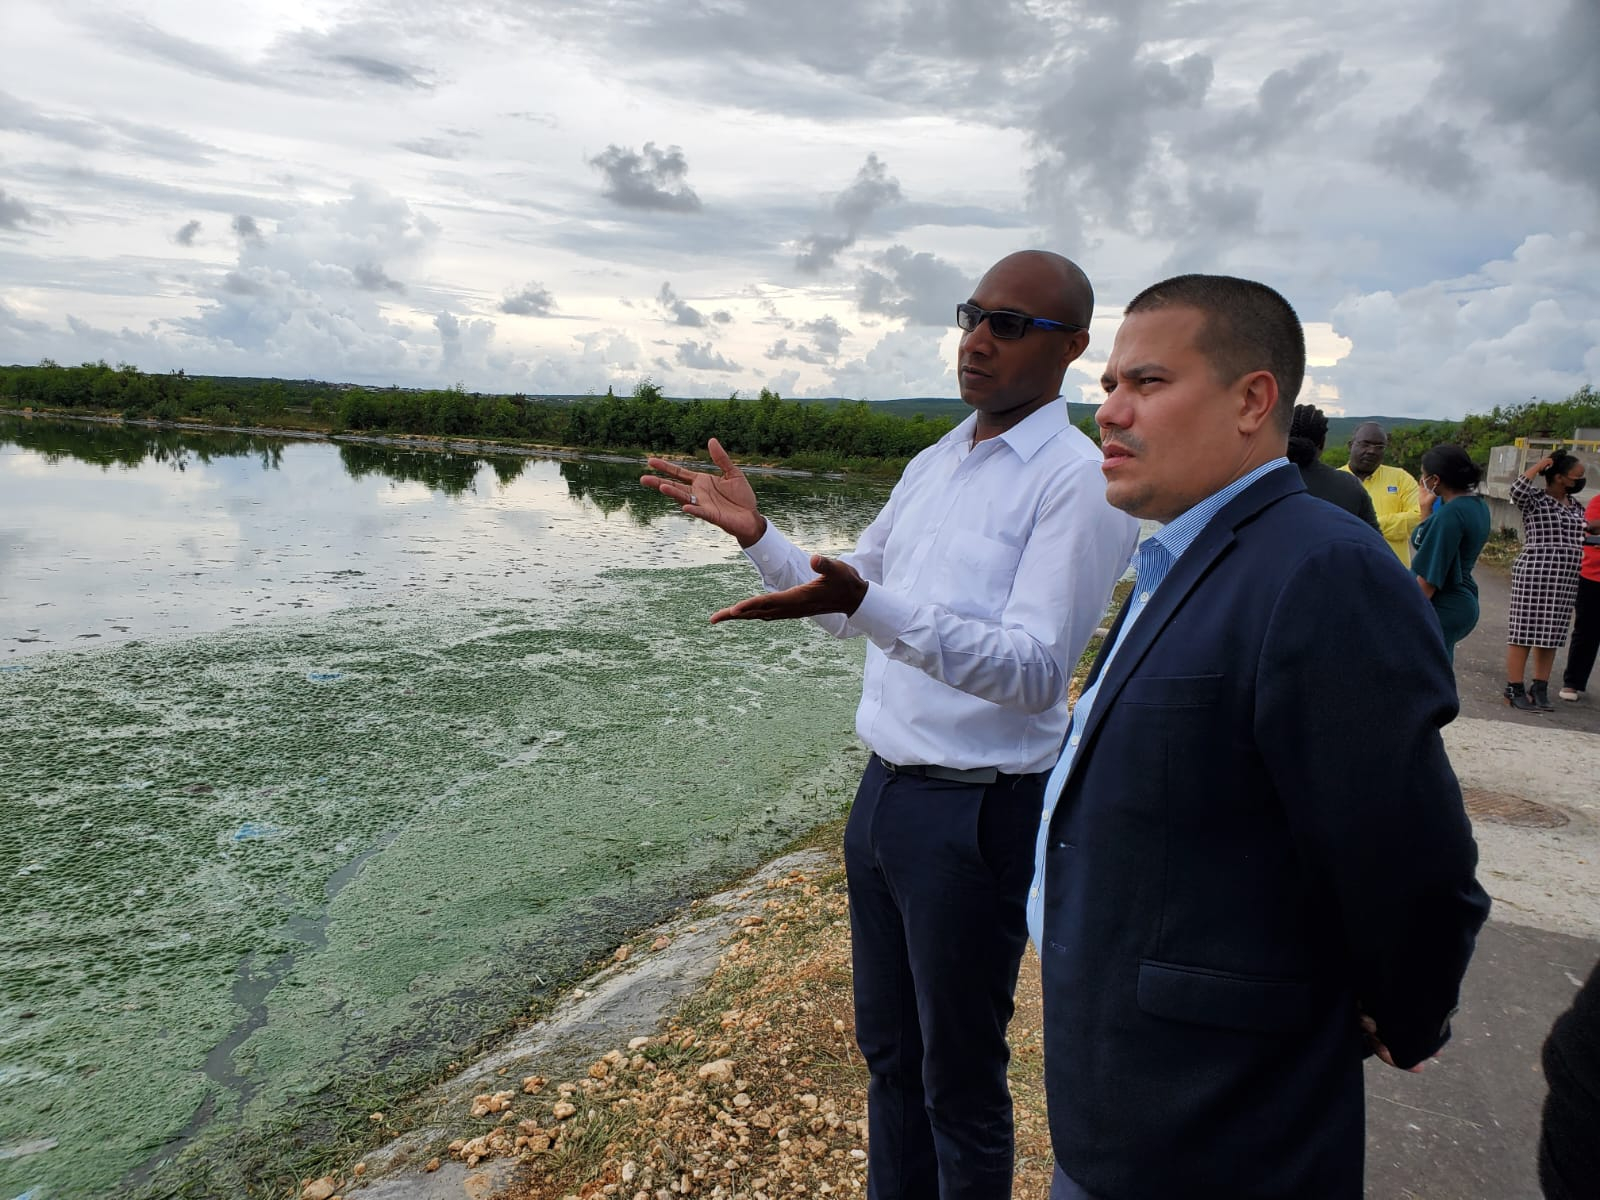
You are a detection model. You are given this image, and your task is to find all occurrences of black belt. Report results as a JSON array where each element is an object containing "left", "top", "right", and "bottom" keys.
[{"left": 874, "top": 755, "right": 999, "bottom": 785}]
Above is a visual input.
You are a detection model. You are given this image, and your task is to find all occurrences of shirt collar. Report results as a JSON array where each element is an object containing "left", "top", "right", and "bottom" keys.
[
  {"left": 947, "top": 397, "right": 1068, "bottom": 464},
  {"left": 1153, "top": 458, "right": 1293, "bottom": 562}
]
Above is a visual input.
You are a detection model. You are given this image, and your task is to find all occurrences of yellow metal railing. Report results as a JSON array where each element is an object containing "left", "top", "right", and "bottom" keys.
[{"left": 1513, "top": 437, "right": 1600, "bottom": 451}]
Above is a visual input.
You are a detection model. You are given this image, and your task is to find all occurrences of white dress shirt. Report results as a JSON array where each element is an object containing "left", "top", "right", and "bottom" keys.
[{"left": 743, "top": 401, "right": 1139, "bottom": 775}]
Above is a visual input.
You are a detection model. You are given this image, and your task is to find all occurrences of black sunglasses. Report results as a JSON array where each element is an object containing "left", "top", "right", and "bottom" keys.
[{"left": 956, "top": 302, "right": 1085, "bottom": 339}]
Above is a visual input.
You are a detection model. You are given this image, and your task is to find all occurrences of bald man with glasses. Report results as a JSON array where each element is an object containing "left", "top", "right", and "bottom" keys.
[{"left": 642, "top": 250, "right": 1137, "bottom": 1199}]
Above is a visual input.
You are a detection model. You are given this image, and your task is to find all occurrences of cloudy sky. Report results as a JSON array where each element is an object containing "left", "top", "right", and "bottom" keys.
[{"left": 0, "top": 0, "right": 1595, "bottom": 417}]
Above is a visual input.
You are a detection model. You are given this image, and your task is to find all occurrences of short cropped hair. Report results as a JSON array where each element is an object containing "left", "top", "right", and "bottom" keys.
[{"left": 1125, "top": 274, "right": 1306, "bottom": 430}]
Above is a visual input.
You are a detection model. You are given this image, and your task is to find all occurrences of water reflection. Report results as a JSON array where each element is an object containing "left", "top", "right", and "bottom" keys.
[
  {"left": 1, "top": 415, "right": 288, "bottom": 474},
  {"left": 337, "top": 441, "right": 523, "bottom": 496},
  {"left": 0, "top": 415, "right": 890, "bottom": 656}
]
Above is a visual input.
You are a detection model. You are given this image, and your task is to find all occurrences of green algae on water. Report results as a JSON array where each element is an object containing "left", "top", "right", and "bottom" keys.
[{"left": 0, "top": 562, "right": 867, "bottom": 1199}]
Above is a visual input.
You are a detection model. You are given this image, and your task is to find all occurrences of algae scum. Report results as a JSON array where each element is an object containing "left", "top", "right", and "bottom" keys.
[{"left": 0, "top": 418, "right": 879, "bottom": 1198}]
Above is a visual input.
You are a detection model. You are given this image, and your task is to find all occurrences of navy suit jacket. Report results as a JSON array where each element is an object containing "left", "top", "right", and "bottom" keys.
[{"left": 1040, "top": 466, "right": 1490, "bottom": 1199}]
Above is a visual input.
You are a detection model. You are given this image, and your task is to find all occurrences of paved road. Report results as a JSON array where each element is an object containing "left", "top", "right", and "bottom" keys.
[{"left": 1365, "top": 561, "right": 1599, "bottom": 1200}]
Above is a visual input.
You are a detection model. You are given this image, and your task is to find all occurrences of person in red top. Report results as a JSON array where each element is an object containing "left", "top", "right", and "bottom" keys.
[{"left": 1559, "top": 492, "right": 1600, "bottom": 700}]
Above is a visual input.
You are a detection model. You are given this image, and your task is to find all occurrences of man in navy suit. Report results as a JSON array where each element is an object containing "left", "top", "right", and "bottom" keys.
[{"left": 1028, "top": 275, "right": 1491, "bottom": 1199}]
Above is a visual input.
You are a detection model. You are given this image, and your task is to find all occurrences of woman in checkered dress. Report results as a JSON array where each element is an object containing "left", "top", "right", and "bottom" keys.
[{"left": 1506, "top": 451, "right": 1595, "bottom": 710}]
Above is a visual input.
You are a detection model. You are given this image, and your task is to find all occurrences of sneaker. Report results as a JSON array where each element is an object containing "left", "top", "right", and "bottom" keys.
[{"left": 1559, "top": 687, "right": 1582, "bottom": 701}]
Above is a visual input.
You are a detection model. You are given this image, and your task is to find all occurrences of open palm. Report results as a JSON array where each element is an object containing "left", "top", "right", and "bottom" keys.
[{"left": 640, "top": 438, "right": 765, "bottom": 546}]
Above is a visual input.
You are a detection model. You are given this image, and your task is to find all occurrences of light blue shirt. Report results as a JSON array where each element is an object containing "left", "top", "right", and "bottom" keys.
[{"left": 1025, "top": 459, "right": 1293, "bottom": 947}]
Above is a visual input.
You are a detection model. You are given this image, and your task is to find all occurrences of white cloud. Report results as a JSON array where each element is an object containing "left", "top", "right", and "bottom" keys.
[
  {"left": 1329, "top": 233, "right": 1600, "bottom": 418},
  {"left": 826, "top": 326, "right": 954, "bottom": 402},
  {"left": 0, "top": 0, "right": 1592, "bottom": 413}
]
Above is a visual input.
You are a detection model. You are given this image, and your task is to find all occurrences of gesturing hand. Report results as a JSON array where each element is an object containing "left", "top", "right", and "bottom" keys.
[
  {"left": 709, "top": 555, "right": 868, "bottom": 625},
  {"left": 640, "top": 438, "right": 766, "bottom": 547}
]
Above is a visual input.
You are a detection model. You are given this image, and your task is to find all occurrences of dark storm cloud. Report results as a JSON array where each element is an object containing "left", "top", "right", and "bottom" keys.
[
  {"left": 1371, "top": 115, "right": 1483, "bottom": 194},
  {"left": 795, "top": 232, "right": 853, "bottom": 274},
  {"left": 174, "top": 219, "right": 202, "bottom": 246},
  {"left": 676, "top": 341, "right": 739, "bottom": 371},
  {"left": 834, "top": 153, "right": 902, "bottom": 228},
  {"left": 1437, "top": 0, "right": 1600, "bottom": 200},
  {"left": 802, "top": 315, "right": 848, "bottom": 356},
  {"left": 232, "top": 215, "right": 263, "bottom": 241},
  {"left": 856, "top": 246, "right": 973, "bottom": 327},
  {"left": 893, "top": 0, "right": 1039, "bottom": 62},
  {"left": 501, "top": 282, "right": 556, "bottom": 316},
  {"left": 766, "top": 314, "right": 849, "bottom": 364},
  {"left": 352, "top": 263, "right": 405, "bottom": 293},
  {"left": 1147, "top": 176, "right": 1262, "bottom": 245},
  {"left": 796, "top": 153, "right": 903, "bottom": 273},
  {"left": 766, "top": 338, "right": 829, "bottom": 365},
  {"left": 1028, "top": 29, "right": 1213, "bottom": 230},
  {"left": 0, "top": 189, "right": 42, "bottom": 230},
  {"left": 590, "top": 143, "right": 703, "bottom": 212},
  {"left": 1189, "top": 52, "right": 1363, "bottom": 157},
  {"left": 657, "top": 282, "right": 706, "bottom": 326}
]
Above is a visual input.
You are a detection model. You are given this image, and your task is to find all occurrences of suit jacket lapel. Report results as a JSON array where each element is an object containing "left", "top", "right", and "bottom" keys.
[{"left": 1071, "top": 468, "right": 1304, "bottom": 766}]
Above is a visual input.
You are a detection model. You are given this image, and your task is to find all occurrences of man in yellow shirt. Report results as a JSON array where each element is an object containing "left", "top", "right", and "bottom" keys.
[{"left": 1341, "top": 421, "right": 1419, "bottom": 563}]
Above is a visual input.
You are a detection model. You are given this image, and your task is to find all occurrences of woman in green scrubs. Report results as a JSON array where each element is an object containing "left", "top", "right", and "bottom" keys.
[{"left": 1411, "top": 444, "right": 1491, "bottom": 666}]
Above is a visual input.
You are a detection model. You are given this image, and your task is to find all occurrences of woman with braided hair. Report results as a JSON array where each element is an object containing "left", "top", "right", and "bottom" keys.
[{"left": 1286, "top": 403, "right": 1378, "bottom": 529}]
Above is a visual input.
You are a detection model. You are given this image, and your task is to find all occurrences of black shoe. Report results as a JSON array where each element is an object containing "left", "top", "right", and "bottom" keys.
[
  {"left": 1505, "top": 682, "right": 1540, "bottom": 712},
  {"left": 1530, "top": 681, "right": 1555, "bottom": 711}
]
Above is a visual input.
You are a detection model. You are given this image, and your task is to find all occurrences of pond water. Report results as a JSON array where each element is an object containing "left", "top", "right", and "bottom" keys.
[{"left": 0, "top": 416, "right": 888, "bottom": 1199}]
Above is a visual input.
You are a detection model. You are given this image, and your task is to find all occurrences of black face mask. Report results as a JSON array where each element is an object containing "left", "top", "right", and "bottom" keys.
[{"left": 1568, "top": 477, "right": 1587, "bottom": 495}]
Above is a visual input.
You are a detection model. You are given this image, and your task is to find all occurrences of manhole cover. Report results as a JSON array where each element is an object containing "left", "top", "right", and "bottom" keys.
[{"left": 1462, "top": 788, "right": 1569, "bottom": 828}]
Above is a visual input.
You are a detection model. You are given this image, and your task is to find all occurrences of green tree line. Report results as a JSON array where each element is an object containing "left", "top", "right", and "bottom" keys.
[
  {"left": 6, "top": 361, "right": 1592, "bottom": 479},
  {"left": 1315, "top": 386, "right": 1599, "bottom": 475},
  {"left": 0, "top": 362, "right": 953, "bottom": 473},
  {"left": 1376, "top": 387, "right": 1600, "bottom": 475}
]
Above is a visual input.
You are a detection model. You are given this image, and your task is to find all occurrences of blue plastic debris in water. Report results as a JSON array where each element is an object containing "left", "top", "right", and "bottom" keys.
[{"left": 306, "top": 671, "right": 342, "bottom": 682}]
